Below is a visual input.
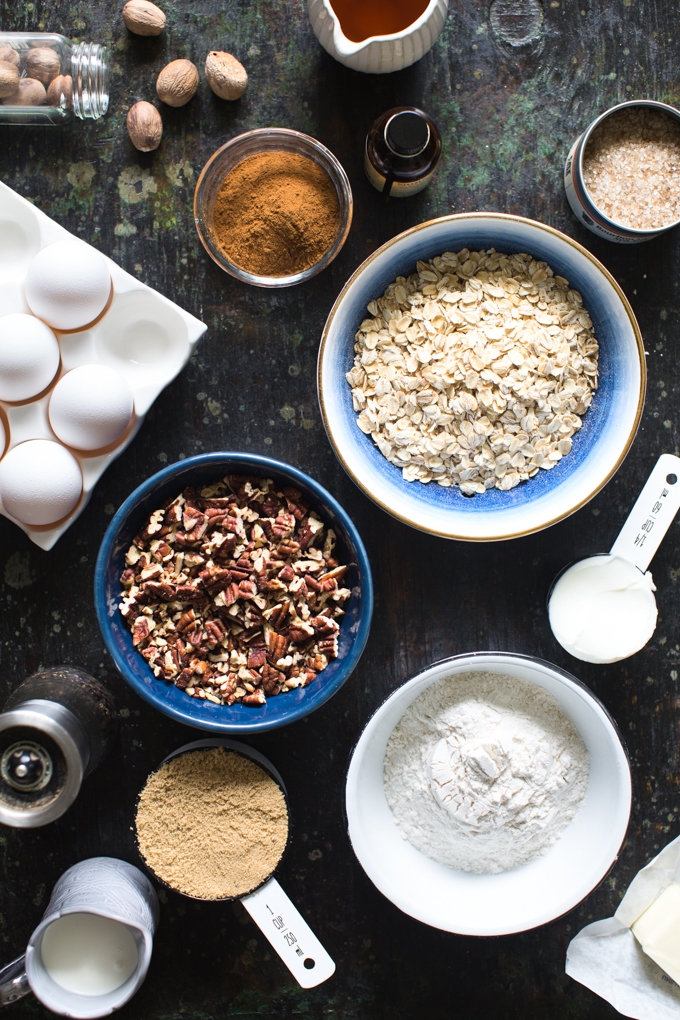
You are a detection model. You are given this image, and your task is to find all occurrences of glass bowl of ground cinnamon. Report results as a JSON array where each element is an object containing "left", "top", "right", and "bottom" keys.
[{"left": 194, "top": 128, "right": 353, "bottom": 287}]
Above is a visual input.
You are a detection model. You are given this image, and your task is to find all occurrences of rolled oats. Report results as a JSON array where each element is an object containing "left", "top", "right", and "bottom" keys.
[
  {"left": 346, "top": 249, "right": 599, "bottom": 495},
  {"left": 119, "top": 475, "right": 351, "bottom": 706}
]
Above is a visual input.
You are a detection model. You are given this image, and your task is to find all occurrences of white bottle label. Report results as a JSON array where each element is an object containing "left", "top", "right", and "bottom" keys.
[{"left": 364, "top": 148, "right": 433, "bottom": 197}]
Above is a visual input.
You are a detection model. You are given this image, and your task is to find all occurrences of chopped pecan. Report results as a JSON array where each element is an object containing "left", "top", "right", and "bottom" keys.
[
  {"left": 289, "top": 623, "right": 315, "bottom": 643},
  {"left": 174, "top": 584, "right": 207, "bottom": 603},
  {"left": 318, "top": 635, "right": 339, "bottom": 658},
  {"left": 262, "top": 664, "right": 283, "bottom": 695},
  {"left": 183, "top": 506, "right": 202, "bottom": 531},
  {"left": 120, "top": 568, "right": 136, "bottom": 588},
  {"left": 132, "top": 617, "right": 150, "bottom": 647},
  {"left": 140, "top": 581, "right": 177, "bottom": 602},
  {"left": 199, "top": 567, "right": 232, "bottom": 593},
  {"left": 205, "top": 618, "right": 227, "bottom": 648},
  {"left": 175, "top": 668, "right": 193, "bottom": 689},
  {"left": 268, "top": 601, "right": 291, "bottom": 630},
  {"left": 311, "top": 615, "right": 340, "bottom": 635},
  {"left": 262, "top": 577, "right": 287, "bottom": 594},
  {"left": 262, "top": 496, "right": 283, "bottom": 517},
  {"left": 176, "top": 609, "right": 196, "bottom": 632},
  {"left": 283, "top": 489, "right": 308, "bottom": 520},
  {"left": 221, "top": 582, "right": 240, "bottom": 606},
  {"left": 266, "top": 632, "right": 288, "bottom": 663},
  {"left": 297, "top": 523, "right": 316, "bottom": 549},
  {"left": 243, "top": 688, "right": 266, "bottom": 707},
  {"left": 174, "top": 530, "right": 204, "bottom": 549},
  {"left": 247, "top": 646, "right": 267, "bottom": 669}
]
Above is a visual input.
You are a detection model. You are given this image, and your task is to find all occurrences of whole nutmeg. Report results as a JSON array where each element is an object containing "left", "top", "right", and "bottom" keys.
[
  {"left": 24, "top": 47, "right": 61, "bottom": 85},
  {"left": 2, "top": 78, "right": 47, "bottom": 106},
  {"left": 122, "top": 0, "right": 166, "bottom": 36},
  {"left": 0, "top": 47, "right": 20, "bottom": 68},
  {"left": 127, "top": 101, "right": 163, "bottom": 151},
  {"left": 156, "top": 58, "right": 199, "bottom": 107},
  {"left": 205, "top": 51, "right": 248, "bottom": 101},
  {"left": 0, "top": 61, "right": 20, "bottom": 99},
  {"left": 47, "top": 74, "right": 74, "bottom": 108}
]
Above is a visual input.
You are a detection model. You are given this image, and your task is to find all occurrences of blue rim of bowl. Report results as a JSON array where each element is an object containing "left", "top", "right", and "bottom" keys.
[
  {"left": 317, "top": 212, "right": 647, "bottom": 541},
  {"left": 345, "top": 650, "right": 632, "bottom": 933},
  {"left": 94, "top": 452, "right": 374, "bottom": 733}
]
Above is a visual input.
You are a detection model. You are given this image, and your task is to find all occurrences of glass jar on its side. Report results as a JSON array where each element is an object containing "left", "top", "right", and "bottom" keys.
[
  {"left": 0, "top": 33, "right": 108, "bottom": 124},
  {"left": 364, "top": 106, "right": 442, "bottom": 198}
]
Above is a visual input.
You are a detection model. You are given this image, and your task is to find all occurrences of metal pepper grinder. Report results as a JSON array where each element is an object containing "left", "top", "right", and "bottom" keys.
[{"left": 0, "top": 667, "right": 117, "bottom": 828}]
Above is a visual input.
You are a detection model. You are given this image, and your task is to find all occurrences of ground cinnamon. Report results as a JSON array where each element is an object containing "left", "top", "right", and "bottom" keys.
[{"left": 210, "top": 150, "right": 341, "bottom": 277}]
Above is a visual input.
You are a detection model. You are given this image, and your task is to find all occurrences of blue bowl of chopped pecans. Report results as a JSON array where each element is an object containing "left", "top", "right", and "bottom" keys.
[{"left": 94, "top": 453, "right": 373, "bottom": 733}]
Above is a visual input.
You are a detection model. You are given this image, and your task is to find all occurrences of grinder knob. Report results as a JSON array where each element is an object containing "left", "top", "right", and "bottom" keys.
[{"left": 1, "top": 741, "right": 52, "bottom": 792}]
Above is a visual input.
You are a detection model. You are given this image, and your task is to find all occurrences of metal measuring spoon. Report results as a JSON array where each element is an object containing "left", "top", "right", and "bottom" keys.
[
  {"left": 548, "top": 454, "right": 680, "bottom": 663},
  {"left": 136, "top": 739, "right": 335, "bottom": 989}
]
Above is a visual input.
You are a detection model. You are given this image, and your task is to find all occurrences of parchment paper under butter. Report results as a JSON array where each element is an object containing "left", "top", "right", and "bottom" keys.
[{"left": 566, "top": 834, "right": 680, "bottom": 1019}]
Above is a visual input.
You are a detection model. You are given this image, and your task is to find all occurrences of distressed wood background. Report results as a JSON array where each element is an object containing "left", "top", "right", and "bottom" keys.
[{"left": 0, "top": 0, "right": 679, "bottom": 1016}]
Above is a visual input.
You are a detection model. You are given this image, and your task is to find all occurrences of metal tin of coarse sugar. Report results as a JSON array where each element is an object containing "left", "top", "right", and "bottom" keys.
[{"left": 564, "top": 99, "right": 680, "bottom": 243}]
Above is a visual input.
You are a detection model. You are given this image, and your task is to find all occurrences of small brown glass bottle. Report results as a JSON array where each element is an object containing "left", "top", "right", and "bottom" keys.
[{"left": 364, "top": 107, "right": 442, "bottom": 198}]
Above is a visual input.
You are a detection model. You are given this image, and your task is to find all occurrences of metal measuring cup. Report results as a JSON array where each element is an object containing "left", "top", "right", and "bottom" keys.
[
  {"left": 135, "top": 739, "right": 335, "bottom": 989},
  {"left": 548, "top": 454, "right": 680, "bottom": 662}
]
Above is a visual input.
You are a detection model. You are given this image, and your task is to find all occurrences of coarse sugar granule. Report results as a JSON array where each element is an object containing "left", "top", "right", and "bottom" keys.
[
  {"left": 135, "top": 748, "right": 289, "bottom": 899},
  {"left": 583, "top": 106, "right": 680, "bottom": 230}
]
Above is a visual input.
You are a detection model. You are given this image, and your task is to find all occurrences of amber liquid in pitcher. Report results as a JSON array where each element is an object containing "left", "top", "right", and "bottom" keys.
[{"left": 329, "top": 0, "right": 430, "bottom": 43}]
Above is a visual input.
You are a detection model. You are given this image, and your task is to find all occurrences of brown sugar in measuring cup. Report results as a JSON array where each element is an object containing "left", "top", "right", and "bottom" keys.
[
  {"left": 136, "top": 745, "right": 288, "bottom": 899},
  {"left": 135, "top": 739, "right": 336, "bottom": 988}
]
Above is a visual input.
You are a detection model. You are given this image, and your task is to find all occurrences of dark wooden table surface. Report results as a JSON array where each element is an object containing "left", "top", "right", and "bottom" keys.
[{"left": 1, "top": 1, "right": 679, "bottom": 1017}]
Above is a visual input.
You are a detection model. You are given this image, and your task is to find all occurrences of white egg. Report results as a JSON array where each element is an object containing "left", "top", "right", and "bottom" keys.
[
  {"left": 0, "top": 313, "right": 60, "bottom": 401},
  {"left": 0, "top": 440, "right": 82, "bottom": 525},
  {"left": 25, "top": 240, "right": 112, "bottom": 331},
  {"left": 49, "top": 364, "right": 134, "bottom": 451}
]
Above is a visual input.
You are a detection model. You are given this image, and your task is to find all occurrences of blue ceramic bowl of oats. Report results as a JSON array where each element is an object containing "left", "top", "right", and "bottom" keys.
[
  {"left": 318, "top": 213, "right": 646, "bottom": 541},
  {"left": 95, "top": 453, "right": 373, "bottom": 734}
]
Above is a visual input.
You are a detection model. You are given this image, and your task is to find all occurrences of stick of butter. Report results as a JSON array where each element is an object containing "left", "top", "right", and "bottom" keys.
[{"left": 631, "top": 881, "right": 680, "bottom": 985}]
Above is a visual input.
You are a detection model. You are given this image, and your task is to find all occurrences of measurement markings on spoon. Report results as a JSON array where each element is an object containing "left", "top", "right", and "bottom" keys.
[
  {"left": 633, "top": 474, "right": 677, "bottom": 548},
  {"left": 267, "top": 904, "right": 311, "bottom": 963}
]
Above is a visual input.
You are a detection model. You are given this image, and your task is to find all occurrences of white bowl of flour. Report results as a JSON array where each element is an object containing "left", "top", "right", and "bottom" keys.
[{"left": 345, "top": 652, "right": 631, "bottom": 935}]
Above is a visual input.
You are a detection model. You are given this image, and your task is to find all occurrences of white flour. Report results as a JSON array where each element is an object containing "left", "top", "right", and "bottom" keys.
[{"left": 383, "top": 671, "right": 590, "bottom": 874}]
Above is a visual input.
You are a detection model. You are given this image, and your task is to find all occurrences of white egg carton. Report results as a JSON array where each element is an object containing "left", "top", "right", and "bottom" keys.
[{"left": 0, "top": 180, "right": 207, "bottom": 550}]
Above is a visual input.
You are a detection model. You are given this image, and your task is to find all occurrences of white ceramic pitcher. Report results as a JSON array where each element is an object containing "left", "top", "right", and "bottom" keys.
[
  {"left": 307, "top": 0, "right": 449, "bottom": 74},
  {"left": 0, "top": 858, "right": 159, "bottom": 1018}
]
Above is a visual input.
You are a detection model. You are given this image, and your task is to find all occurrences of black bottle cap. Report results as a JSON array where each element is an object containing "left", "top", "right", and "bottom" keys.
[{"left": 385, "top": 111, "right": 430, "bottom": 157}]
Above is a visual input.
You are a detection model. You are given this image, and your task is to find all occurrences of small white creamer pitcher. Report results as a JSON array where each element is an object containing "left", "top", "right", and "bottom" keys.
[
  {"left": 307, "top": 0, "right": 449, "bottom": 74},
  {"left": 0, "top": 857, "right": 159, "bottom": 1018}
]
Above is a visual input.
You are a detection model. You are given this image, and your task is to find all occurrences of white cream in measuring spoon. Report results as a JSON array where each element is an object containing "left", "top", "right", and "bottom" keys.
[
  {"left": 548, "top": 555, "right": 657, "bottom": 663},
  {"left": 547, "top": 454, "right": 680, "bottom": 664}
]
